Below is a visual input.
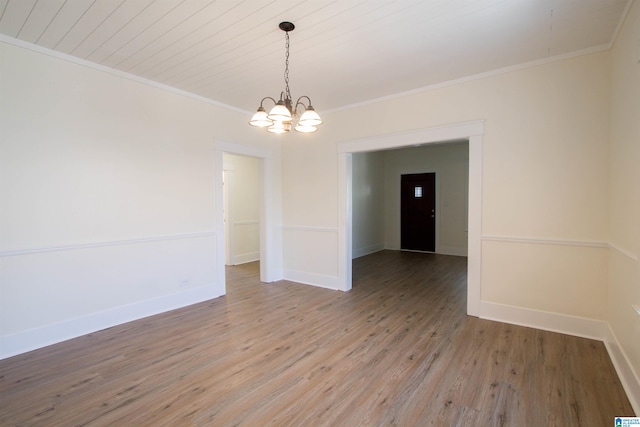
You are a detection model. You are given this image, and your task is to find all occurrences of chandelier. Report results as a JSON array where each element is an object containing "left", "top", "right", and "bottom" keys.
[{"left": 249, "top": 22, "right": 323, "bottom": 134}]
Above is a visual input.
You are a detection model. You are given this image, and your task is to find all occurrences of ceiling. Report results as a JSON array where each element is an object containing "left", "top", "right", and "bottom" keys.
[{"left": 0, "top": 0, "right": 631, "bottom": 113}]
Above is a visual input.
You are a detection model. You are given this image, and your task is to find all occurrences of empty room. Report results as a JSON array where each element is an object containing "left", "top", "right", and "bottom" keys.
[{"left": 1, "top": 0, "right": 639, "bottom": 425}]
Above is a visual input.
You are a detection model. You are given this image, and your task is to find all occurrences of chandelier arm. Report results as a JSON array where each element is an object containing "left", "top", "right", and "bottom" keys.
[
  {"left": 294, "top": 102, "right": 305, "bottom": 116},
  {"left": 295, "top": 95, "right": 312, "bottom": 107},
  {"left": 259, "top": 96, "right": 277, "bottom": 108}
]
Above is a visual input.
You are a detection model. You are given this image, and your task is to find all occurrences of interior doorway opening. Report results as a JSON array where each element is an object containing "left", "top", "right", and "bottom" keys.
[
  {"left": 223, "top": 153, "right": 261, "bottom": 267},
  {"left": 338, "top": 121, "right": 484, "bottom": 316},
  {"left": 214, "top": 139, "right": 277, "bottom": 293}
]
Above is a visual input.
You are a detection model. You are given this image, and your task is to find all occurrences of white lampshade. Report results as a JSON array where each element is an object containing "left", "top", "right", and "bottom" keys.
[
  {"left": 297, "top": 106, "right": 322, "bottom": 126},
  {"left": 268, "top": 101, "right": 292, "bottom": 122},
  {"left": 249, "top": 107, "right": 273, "bottom": 127},
  {"left": 267, "top": 120, "right": 290, "bottom": 134},
  {"left": 294, "top": 123, "right": 317, "bottom": 133}
]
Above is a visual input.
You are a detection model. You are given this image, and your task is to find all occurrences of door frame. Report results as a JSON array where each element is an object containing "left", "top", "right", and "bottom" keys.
[
  {"left": 223, "top": 169, "right": 231, "bottom": 265},
  {"left": 338, "top": 121, "right": 484, "bottom": 316},
  {"left": 214, "top": 139, "right": 277, "bottom": 290}
]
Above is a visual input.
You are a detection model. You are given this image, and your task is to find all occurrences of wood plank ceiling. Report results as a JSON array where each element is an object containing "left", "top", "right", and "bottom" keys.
[{"left": 0, "top": 0, "right": 631, "bottom": 112}]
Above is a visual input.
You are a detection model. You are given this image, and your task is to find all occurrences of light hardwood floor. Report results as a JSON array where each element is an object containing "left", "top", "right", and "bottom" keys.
[{"left": 0, "top": 251, "right": 634, "bottom": 426}]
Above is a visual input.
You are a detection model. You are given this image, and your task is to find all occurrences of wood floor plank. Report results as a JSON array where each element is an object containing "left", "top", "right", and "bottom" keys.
[{"left": 0, "top": 250, "right": 634, "bottom": 426}]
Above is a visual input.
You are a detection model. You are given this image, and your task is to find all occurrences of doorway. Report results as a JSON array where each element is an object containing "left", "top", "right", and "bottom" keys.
[
  {"left": 337, "top": 121, "right": 484, "bottom": 316},
  {"left": 223, "top": 153, "right": 261, "bottom": 266},
  {"left": 401, "top": 172, "right": 436, "bottom": 252},
  {"left": 214, "top": 139, "right": 277, "bottom": 292}
]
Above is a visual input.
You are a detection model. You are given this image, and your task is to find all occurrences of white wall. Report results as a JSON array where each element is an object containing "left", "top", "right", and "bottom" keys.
[
  {"left": 282, "top": 50, "right": 611, "bottom": 317},
  {"left": 280, "top": 134, "right": 341, "bottom": 289},
  {"left": 383, "top": 142, "right": 469, "bottom": 256},
  {"left": 352, "top": 151, "right": 385, "bottom": 258},
  {"left": 606, "top": 0, "right": 640, "bottom": 410},
  {"left": 223, "top": 153, "right": 260, "bottom": 265},
  {"left": 0, "top": 40, "right": 280, "bottom": 358}
]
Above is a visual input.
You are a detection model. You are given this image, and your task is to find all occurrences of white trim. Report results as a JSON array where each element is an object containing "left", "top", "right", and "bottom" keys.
[
  {"left": 214, "top": 147, "right": 227, "bottom": 289},
  {"left": 603, "top": 325, "right": 640, "bottom": 414},
  {"left": 0, "top": 232, "right": 216, "bottom": 257},
  {"left": 609, "top": 242, "right": 639, "bottom": 263},
  {"left": 1, "top": 284, "right": 221, "bottom": 360},
  {"left": 481, "top": 235, "right": 609, "bottom": 249},
  {"left": 480, "top": 301, "right": 608, "bottom": 341},
  {"left": 480, "top": 236, "right": 638, "bottom": 262},
  {"left": 467, "top": 134, "right": 482, "bottom": 316},
  {"left": 338, "top": 121, "right": 484, "bottom": 315},
  {"left": 338, "top": 153, "right": 353, "bottom": 291},
  {"left": 282, "top": 270, "right": 341, "bottom": 291},
  {"left": 223, "top": 169, "right": 235, "bottom": 265},
  {"left": 0, "top": 35, "right": 247, "bottom": 115},
  {"left": 338, "top": 122, "right": 484, "bottom": 153},
  {"left": 231, "top": 252, "right": 260, "bottom": 265},
  {"left": 326, "top": 46, "right": 610, "bottom": 113},
  {"left": 260, "top": 155, "right": 278, "bottom": 282}
]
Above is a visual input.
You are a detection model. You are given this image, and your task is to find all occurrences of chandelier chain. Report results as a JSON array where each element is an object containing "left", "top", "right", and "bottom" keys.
[{"left": 284, "top": 31, "right": 291, "bottom": 101}]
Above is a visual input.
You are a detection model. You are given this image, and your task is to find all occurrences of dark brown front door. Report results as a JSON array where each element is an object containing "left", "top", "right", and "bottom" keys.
[{"left": 401, "top": 173, "right": 436, "bottom": 252}]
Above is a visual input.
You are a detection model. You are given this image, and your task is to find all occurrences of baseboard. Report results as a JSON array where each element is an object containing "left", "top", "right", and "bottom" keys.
[
  {"left": 603, "top": 325, "right": 640, "bottom": 415},
  {"left": 352, "top": 243, "right": 385, "bottom": 259},
  {"left": 282, "top": 269, "right": 342, "bottom": 291},
  {"left": 480, "top": 301, "right": 607, "bottom": 341},
  {"left": 480, "top": 301, "right": 639, "bottom": 414},
  {"left": 0, "top": 284, "right": 222, "bottom": 360},
  {"left": 231, "top": 252, "right": 260, "bottom": 265}
]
